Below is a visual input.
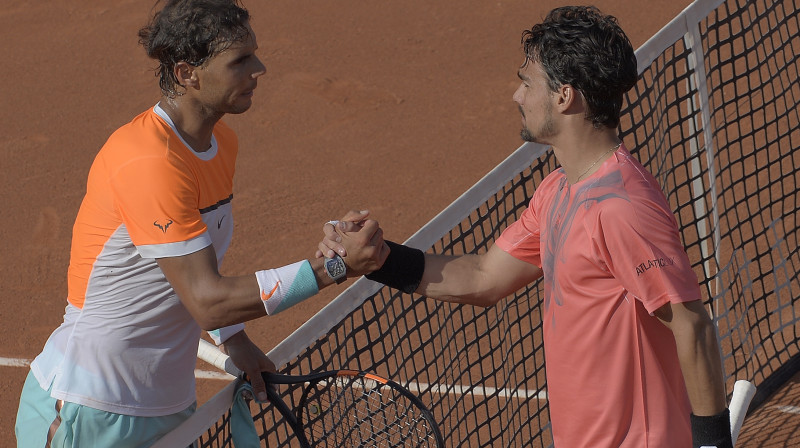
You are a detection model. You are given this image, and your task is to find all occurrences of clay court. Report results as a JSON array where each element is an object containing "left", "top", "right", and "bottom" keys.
[{"left": 2, "top": 0, "right": 798, "bottom": 446}]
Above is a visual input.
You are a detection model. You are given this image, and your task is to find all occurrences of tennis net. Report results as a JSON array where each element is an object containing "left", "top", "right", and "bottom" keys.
[{"left": 158, "top": 0, "right": 800, "bottom": 445}]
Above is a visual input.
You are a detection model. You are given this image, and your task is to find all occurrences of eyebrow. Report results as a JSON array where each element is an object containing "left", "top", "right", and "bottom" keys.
[{"left": 517, "top": 71, "right": 529, "bottom": 82}]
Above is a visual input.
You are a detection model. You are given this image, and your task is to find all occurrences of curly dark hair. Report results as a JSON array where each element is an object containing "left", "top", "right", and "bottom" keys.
[
  {"left": 138, "top": 0, "right": 251, "bottom": 97},
  {"left": 522, "top": 6, "right": 638, "bottom": 129}
]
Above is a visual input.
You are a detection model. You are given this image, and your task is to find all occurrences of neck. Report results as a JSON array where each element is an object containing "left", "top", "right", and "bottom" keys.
[
  {"left": 550, "top": 130, "right": 621, "bottom": 184},
  {"left": 158, "top": 97, "right": 221, "bottom": 152}
]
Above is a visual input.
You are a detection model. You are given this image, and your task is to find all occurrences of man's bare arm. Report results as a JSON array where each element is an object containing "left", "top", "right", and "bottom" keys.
[
  {"left": 654, "top": 300, "right": 728, "bottom": 416},
  {"left": 418, "top": 244, "right": 543, "bottom": 306},
  {"left": 158, "top": 219, "right": 387, "bottom": 330},
  {"left": 318, "top": 217, "right": 542, "bottom": 306},
  {"left": 156, "top": 246, "right": 328, "bottom": 329}
]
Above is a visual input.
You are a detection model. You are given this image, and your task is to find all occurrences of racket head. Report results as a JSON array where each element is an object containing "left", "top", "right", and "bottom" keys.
[{"left": 266, "top": 370, "right": 444, "bottom": 448}]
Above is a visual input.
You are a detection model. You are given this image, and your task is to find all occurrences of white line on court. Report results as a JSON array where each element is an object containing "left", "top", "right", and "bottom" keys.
[
  {"left": 772, "top": 405, "right": 800, "bottom": 415},
  {"left": 1, "top": 356, "right": 234, "bottom": 381},
  {"left": 4, "top": 355, "right": 544, "bottom": 395},
  {"left": 0, "top": 357, "right": 30, "bottom": 367},
  {"left": 405, "top": 381, "right": 547, "bottom": 400}
]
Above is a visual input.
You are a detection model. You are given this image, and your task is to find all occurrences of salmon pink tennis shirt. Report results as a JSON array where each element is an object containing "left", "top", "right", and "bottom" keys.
[
  {"left": 31, "top": 105, "right": 241, "bottom": 416},
  {"left": 495, "top": 145, "right": 697, "bottom": 447}
]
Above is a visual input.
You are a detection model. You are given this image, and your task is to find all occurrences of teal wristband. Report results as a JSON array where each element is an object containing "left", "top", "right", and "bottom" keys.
[{"left": 256, "top": 260, "right": 320, "bottom": 315}]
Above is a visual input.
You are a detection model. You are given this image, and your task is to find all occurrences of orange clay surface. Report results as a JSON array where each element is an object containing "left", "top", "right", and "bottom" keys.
[{"left": 1, "top": 1, "right": 797, "bottom": 446}]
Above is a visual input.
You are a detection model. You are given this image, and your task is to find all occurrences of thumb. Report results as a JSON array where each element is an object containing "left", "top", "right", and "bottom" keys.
[
  {"left": 248, "top": 369, "right": 268, "bottom": 403},
  {"left": 340, "top": 209, "right": 370, "bottom": 223}
]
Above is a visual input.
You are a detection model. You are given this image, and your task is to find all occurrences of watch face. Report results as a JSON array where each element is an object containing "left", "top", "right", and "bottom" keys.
[{"left": 326, "top": 256, "right": 346, "bottom": 279}]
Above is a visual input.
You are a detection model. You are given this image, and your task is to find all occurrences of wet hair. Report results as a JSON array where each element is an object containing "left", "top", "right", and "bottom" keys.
[
  {"left": 521, "top": 6, "right": 638, "bottom": 129},
  {"left": 138, "top": 0, "right": 251, "bottom": 97}
]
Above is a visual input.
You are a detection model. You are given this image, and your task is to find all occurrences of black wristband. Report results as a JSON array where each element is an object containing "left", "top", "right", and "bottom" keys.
[
  {"left": 690, "top": 408, "right": 732, "bottom": 448},
  {"left": 366, "top": 240, "right": 425, "bottom": 294}
]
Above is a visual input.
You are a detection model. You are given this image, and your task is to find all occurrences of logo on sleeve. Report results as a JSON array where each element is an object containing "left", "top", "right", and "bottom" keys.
[
  {"left": 153, "top": 219, "right": 174, "bottom": 233},
  {"left": 635, "top": 257, "right": 675, "bottom": 276}
]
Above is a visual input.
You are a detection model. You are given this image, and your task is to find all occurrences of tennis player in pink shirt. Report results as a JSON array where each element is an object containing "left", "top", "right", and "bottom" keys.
[{"left": 323, "top": 6, "right": 733, "bottom": 447}]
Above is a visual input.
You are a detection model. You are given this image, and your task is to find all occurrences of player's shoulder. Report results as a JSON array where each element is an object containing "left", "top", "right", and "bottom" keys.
[
  {"left": 92, "top": 108, "right": 184, "bottom": 179},
  {"left": 596, "top": 160, "right": 677, "bottom": 227},
  {"left": 615, "top": 153, "right": 672, "bottom": 206},
  {"left": 213, "top": 118, "right": 238, "bottom": 147},
  {"left": 102, "top": 108, "right": 170, "bottom": 156},
  {"left": 615, "top": 150, "right": 659, "bottom": 186},
  {"left": 535, "top": 168, "right": 568, "bottom": 196}
]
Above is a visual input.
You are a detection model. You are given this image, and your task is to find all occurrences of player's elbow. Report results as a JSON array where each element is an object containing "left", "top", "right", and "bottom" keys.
[
  {"left": 453, "top": 290, "right": 505, "bottom": 308},
  {"left": 687, "top": 311, "right": 717, "bottom": 342},
  {"left": 192, "top": 307, "right": 227, "bottom": 331},
  {"left": 196, "top": 314, "right": 228, "bottom": 331},
  {"left": 472, "top": 292, "right": 505, "bottom": 308},
  {"left": 662, "top": 300, "right": 718, "bottom": 344},
  {"left": 181, "top": 291, "right": 232, "bottom": 330}
]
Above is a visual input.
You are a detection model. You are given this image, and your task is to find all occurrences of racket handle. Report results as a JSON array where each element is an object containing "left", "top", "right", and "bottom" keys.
[
  {"left": 729, "top": 380, "right": 756, "bottom": 445},
  {"left": 197, "top": 339, "right": 242, "bottom": 377}
]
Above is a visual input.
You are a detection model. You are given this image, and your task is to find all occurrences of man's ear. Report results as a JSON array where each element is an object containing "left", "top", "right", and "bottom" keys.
[
  {"left": 556, "top": 84, "right": 583, "bottom": 113},
  {"left": 174, "top": 61, "right": 198, "bottom": 89}
]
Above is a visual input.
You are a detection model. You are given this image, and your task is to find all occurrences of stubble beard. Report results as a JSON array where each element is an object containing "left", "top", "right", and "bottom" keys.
[
  {"left": 520, "top": 116, "right": 555, "bottom": 143},
  {"left": 519, "top": 103, "right": 555, "bottom": 143},
  {"left": 520, "top": 127, "right": 535, "bottom": 142}
]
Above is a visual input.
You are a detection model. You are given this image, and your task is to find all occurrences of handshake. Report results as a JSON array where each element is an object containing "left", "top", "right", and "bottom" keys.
[
  {"left": 314, "top": 210, "right": 389, "bottom": 280},
  {"left": 314, "top": 210, "right": 426, "bottom": 295}
]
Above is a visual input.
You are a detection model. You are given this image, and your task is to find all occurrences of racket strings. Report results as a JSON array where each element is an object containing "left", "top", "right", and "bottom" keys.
[{"left": 301, "top": 376, "right": 440, "bottom": 447}]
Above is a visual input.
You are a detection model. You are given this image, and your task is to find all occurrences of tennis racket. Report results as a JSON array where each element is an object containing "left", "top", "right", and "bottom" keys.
[{"left": 197, "top": 339, "right": 444, "bottom": 448}]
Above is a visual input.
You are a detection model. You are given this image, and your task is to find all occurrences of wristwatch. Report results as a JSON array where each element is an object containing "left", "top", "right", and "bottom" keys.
[{"left": 324, "top": 254, "right": 347, "bottom": 284}]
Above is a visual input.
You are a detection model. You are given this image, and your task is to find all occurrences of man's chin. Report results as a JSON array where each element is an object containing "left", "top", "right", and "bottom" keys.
[
  {"left": 520, "top": 129, "right": 535, "bottom": 142},
  {"left": 228, "top": 105, "right": 252, "bottom": 115}
]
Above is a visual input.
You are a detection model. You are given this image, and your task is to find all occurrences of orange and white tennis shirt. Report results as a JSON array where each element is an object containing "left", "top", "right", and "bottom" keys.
[
  {"left": 31, "top": 104, "right": 241, "bottom": 416},
  {"left": 495, "top": 145, "right": 698, "bottom": 447}
]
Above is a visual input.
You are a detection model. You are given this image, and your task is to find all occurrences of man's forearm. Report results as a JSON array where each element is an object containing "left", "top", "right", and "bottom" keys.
[
  {"left": 670, "top": 305, "right": 733, "bottom": 448},
  {"left": 417, "top": 253, "right": 502, "bottom": 306},
  {"left": 365, "top": 241, "right": 542, "bottom": 307},
  {"left": 365, "top": 242, "right": 493, "bottom": 304},
  {"left": 677, "top": 325, "right": 728, "bottom": 415}
]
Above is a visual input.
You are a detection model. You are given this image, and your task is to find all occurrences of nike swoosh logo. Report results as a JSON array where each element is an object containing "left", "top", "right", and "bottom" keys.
[
  {"left": 217, "top": 215, "right": 225, "bottom": 229},
  {"left": 260, "top": 282, "right": 280, "bottom": 302}
]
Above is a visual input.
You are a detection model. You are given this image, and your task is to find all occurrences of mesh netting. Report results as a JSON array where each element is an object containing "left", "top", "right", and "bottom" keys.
[{"left": 178, "top": 0, "right": 800, "bottom": 446}]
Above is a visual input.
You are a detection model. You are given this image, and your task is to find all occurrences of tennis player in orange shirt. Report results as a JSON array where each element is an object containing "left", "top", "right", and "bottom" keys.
[{"left": 15, "top": 1, "right": 387, "bottom": 447}]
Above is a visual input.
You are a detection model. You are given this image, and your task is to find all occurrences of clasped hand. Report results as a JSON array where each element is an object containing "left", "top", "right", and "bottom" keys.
[{"left": 317, "top": 210, "right": 389, "bottom": 277}]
